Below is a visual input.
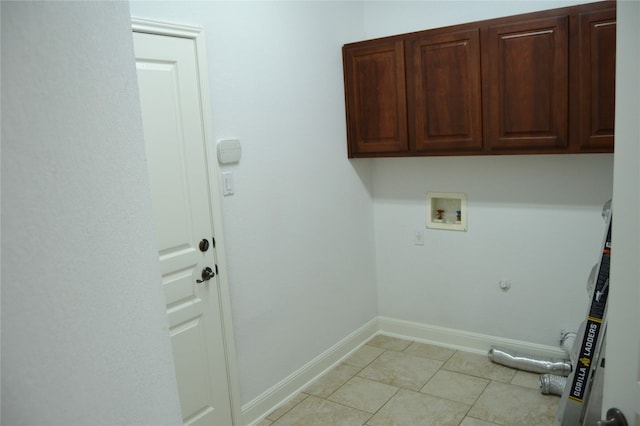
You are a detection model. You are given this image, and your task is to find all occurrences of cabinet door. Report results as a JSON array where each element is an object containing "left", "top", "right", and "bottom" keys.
[
  {"left": 576, "top": 7, "right": 616, "bottom": 151},
  {"left": 343, "top": 40, "right": 408, "bottom": 156},
  {"left": 485, "top": 16, "right": 569, "bottom": 152},
  {"left": 408, "top": 29, "right": 483, "bottom": 153}
]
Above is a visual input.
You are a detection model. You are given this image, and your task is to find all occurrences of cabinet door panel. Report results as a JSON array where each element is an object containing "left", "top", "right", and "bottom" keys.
[
  {"left": 578, "top": 8, "right": 616, "bottom": 151},
  {"left": 409, "top": 29, "right": 483, "bottom": 153},
  {"left": 343, "top": 40, "right": 408, "bottom": 156},
  {"left": 486, "top": 16, "right": 568, "bottom": 151}
]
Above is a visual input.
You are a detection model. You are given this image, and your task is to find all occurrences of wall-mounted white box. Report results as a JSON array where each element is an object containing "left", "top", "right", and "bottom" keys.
[
  {"left": 427, "top": 192, "right": 467, "bottom": 231},
  {"left": 217, "top": 139, "right": 241, "bottom": 164}
]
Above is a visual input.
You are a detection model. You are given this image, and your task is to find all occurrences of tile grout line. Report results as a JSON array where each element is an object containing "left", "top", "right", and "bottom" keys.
[{"left": 267, "top": 336, "right": 556, "bottom": 426}]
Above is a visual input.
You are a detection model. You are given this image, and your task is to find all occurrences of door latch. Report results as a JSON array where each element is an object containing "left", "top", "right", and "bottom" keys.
[
  {"left": 596, "top": 408, "right": 628, "bottom": 426},
  {"left": 196, "top": 266, "right": 215, "bottom": 283}
]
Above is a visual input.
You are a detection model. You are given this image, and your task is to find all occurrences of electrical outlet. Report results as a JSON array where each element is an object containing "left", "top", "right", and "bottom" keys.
[{"left": 414, "top": 230, "right": 424, "bottom": 246}]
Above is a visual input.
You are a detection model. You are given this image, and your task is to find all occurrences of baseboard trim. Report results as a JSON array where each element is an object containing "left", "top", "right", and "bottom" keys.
[
  {"left": 378, "top": 316, "right": 566, "bottom": 358},
  {"left": 242, "top": 317, "right": 379, "bottom": 425}
]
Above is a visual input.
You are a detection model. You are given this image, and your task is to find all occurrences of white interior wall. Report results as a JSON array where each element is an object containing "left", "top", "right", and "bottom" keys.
[
  {"left": 129, "top": 0, "right": 617, "bottom": 406},
  {"left": 604, "top": 0, "right": 640, "bottom": 419},
  {"left": 373, "top": 155, "right": 613, "bottom": 345},
  {"left": 359, "top": 0, "right": 599, "bottom": 41},
  {"left": 1, "top": 2, "right": 182, "bottom": 424},
  {"left": 364, "top": 1, "right": 614, "bottom": 348},
  {"left": 128, "top": 1, "right": 378, "bottom": 406},
  {"left": 2, "top": 0, "right": 632, "bottom": 423}
]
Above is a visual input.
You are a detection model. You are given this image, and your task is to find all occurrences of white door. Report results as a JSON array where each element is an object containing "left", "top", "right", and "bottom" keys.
[{"left": 133, "top": 31, "right": 233, "bottom": 426}]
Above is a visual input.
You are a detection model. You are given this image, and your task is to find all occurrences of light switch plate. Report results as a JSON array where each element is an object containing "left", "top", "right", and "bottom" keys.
[{"left": 222, "top": 171, "right": 234, "bottom": 196}]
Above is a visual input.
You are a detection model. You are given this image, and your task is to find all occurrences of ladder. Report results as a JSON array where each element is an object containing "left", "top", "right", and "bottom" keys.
[{"left": 557, "top": 216, "right": 612, "bottom": 425}]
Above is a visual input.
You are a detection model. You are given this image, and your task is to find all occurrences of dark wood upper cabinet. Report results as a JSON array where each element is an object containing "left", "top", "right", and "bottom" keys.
[
  {"left": 484, "top": 16, "right": 569, "bottom": 152},
  {"left": 343, "top": 39, "right": 408, "bottom": 156},
  {"left": 576, "top": 6, "right": 616, "bottom": 151},
  {"left": 342, "top": 1, "right": 616, "bottom": 158},
  {"left": 408, "top": 29, "right": 483, "bottom": 153}
]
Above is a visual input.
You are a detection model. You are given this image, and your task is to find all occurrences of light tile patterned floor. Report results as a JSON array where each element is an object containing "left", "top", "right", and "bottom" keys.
[{"left": 258, "top": 335, "right": 560, "bottom": 426}]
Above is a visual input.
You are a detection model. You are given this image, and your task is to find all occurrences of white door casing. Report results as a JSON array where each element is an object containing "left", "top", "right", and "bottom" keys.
[
  {"left": 132, "top": 20, "right": 240, "bottom": 426},
  {"left": 603, "top": 1, "right": 640, "bottom": 424}
]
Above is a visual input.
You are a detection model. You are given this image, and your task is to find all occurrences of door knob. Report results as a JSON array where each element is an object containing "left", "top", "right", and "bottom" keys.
[
  {"left": 196, "top": 267, "right": 215, "bottom": 283},
  {"left": 596, "top": 408, "right": 628, "bottom": 426}
]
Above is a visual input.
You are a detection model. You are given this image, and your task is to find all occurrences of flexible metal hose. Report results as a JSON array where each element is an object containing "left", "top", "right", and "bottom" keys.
[
  {"left": 560, "top": 331, "right": 577, "bottom": 364},
  {"left": 488, "top": 346, "right": 572, "bottom": 376},
  {"left": 540, "top": 373, "right": 567, "bottom": 395}
]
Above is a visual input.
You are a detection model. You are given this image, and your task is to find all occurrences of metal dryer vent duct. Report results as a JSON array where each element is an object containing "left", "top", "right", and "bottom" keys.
[
  {"left": 488, "top": 346, "right": 572, "bottom": 376},
  {"left": 560, "top": 331, "right": 578, "bottom": 364},
  {"left": 540, "top": 373, "right": 568, "bottom": 396}
]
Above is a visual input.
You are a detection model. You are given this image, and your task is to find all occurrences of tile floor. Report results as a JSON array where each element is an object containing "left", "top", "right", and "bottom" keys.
[{"left": 258, "top": 335, "right": 560, "bottom": 426}]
